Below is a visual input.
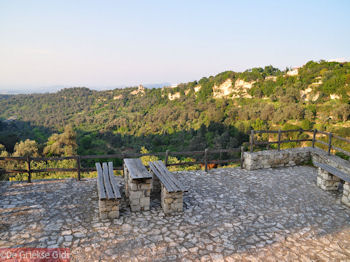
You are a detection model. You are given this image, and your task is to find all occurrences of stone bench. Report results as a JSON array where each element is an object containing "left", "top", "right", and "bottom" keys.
[
  {"left": 314, "top": 162, "right": 350, "bottom": 207},
  {"left": 95, "top": 162, "right": 122, "bottom": 219},
  {"left": 149, "top": 161, "right": 187, "bottom": 214},
  {"left": 123, "top": 158, "right": 152, "bottom": 212}
]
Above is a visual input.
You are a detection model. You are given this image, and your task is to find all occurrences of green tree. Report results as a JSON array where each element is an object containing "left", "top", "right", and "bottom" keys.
[
  {"left": 44, "top": 125, "right": 78, "bottom": 156},
  {"left": 140, "top": 146, "right": 159, "bottom": 166},
  {"left": 13, "top": 139, "right": 39, "bottom": 157}
]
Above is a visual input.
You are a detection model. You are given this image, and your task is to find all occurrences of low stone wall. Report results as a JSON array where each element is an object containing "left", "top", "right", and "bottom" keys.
[
  {"left": 243, "top": 147, "right": 311, "bottom": 170},
  {"left": 243, "top": 147, "right": 350, "bottom": 172},
  {"left": 243, "top": 147, "right": 350, "bottom": 208},
  {"left": 310, "top": 147, "right": 350, "bottom": 174},
  {"left": 99, "top": 199, "right": 120, "bottom": 219},
  {"left": 161, "top": 185, "right": 183, "bottom": 214}
]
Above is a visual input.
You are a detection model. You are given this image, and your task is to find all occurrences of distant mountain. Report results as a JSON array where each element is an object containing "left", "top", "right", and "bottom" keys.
[
  {"left": 0, "top": 82, "right": 172, "bottom": 95},
  {"left": 0, "top": 85, "right": 66, "bottom": 95}
]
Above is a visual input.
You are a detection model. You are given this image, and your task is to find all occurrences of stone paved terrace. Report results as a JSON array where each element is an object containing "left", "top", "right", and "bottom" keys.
[{"left": 1, "top": 166, "right": 350, "bottom": 261}]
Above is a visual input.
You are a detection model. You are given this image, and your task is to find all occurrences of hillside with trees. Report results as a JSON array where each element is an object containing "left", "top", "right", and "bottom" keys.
[{"left": 0, "top": 60, "right": 350, "bottom": 163}]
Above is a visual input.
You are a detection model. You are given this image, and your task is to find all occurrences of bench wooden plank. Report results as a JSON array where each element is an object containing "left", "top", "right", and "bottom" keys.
[
  {"left": 153, "top": 161, "right": 183, "bottom": 192},
  {"left": 149, "top": 161, "right": 186, "bottom": 192},
  {"left": 149, "top": 162, "right": 177, "bottom": 192},
  {"left": 154, "top": 161, "right": 187, "bottom": 192},
  {"left": 124, "top": 158, "right": 152, "bottom": 180},
  {"left": 102, "top": 162, "right": 115, "bottom": 199},
  {"left": 95, "top": 162, "right": 106, "bottom": 200},
  {"left": 108, "top": 162, "right": 121, "bottom": 199},
  {"left": 314, "top": 162, "right": 350, "bottom": 183}
]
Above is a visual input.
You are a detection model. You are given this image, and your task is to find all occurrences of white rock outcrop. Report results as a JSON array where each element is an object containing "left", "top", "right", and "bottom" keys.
[
  {"left": 130, "top": 85, "right": 145, "bottom": 96},
  {"left": 213, "top": 79, "right": 234, "bottom": 98},
  {"left": 168, "top": 92, "right": 181, "bottom": 100},
  {"left": 194, "top": 85, "right": 201, "bottom": 93}
]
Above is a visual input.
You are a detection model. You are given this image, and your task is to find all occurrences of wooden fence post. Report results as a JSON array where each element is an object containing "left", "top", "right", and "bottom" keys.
[
  {"left": 26, "top": 156, "right": 31, "bottom": 183},
  {"left": 204, "top": 148, "right": 208, "bottom": 172},
  {"left": 266, "top": 134, "right": 270, "bottom": 150},
  {"left": 328, "top": 132, "right": 332, "bottom": 155},
  {"left": 165, "top": 150, "right": 169, "bottom": 166},
  {"left": 278, "top": 129, "right": 281, "bottom": 151},
  {"left": 240, "top": 146, "right": 244, "bottom": 169},
  {"left": 250, "top": 130, "right": 254, "bottom": 153},
  {"left": 76, "top": 156, "right": 81, "bottom": 181},
  {"left": 312, "top": 129, "right": 317, "bottom": 148}
]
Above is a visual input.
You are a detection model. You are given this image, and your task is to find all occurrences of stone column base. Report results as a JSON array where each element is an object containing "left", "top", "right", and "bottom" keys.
[
  {"left": 341, "top": 182, "right": 350, "bottom": 207},
  {"left": 316, "top": 168, "right": 341, "bottom": 191},
  {"left": 152, "top": 174, "right": 161, "bottom": 194},
  {"left": 99, "top": 199, "right": 120, "bottom": 219},
  {"left": 128, "top": 178, "right": 151, "bottom": 212},
  {"left": 161, "top": 184, "right": 183, "bottom": 214}
]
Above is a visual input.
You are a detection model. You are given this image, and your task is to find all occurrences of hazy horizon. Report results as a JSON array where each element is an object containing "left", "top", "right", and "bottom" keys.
[{"left": 1, "top": 0, "right": 350, "bottom": 92}]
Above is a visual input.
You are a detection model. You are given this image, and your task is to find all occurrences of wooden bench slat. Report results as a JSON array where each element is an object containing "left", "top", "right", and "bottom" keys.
[
  {"left": 108, "top": 162, "right": 121, "bottom": 199},
  {"left": 95, "top": 162, "right": 106, "bottom": 200},
  {"left": 149, "top": 162, "right": 177, "bottom": 192},
  {"left": 124, "top": 158, "right": 152, "bottom": 180},
  {"left": 154, "top": 161, "right": 187, "bottom": 192},
  {"left": 314, "top": 162, "right": 350, "bottom": 183},
  {"left": 155, "top": 161, "right": 185, "bottom": 192},
  {"left": 102, "top": 162, "right": 115, "bottom": 199},
  {"left": 149, "top": 161, "right": 186, "bottom": 193}
]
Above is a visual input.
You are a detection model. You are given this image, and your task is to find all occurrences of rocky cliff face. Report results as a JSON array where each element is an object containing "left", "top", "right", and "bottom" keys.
[
  {"left": 212, "top": 78, "right": 254, "bottom": 99},
  {"left": 213, "top": 79, "right": 234, "bottom": 98}
]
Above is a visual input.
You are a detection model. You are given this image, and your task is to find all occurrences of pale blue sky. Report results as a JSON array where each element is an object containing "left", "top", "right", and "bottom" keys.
[{"left": 0, "top": 0, "right": 349, "bottom": 92}]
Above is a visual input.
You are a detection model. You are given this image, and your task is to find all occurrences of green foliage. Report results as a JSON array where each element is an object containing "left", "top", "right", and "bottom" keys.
[
  {"left": 1, "top": 60, "right": 350, "bottom": 175},
  {"left": 300, "top": 119, "right": 313, "bottom": 130},
  {"left": 43, "top": 125, "right": 77, "bottom": 156},
  {"left": 140, "top": 146, "right": 159, "bottom": 166},
  {"left": 13, "top": 139, "right": 39, "bottom": 157}
]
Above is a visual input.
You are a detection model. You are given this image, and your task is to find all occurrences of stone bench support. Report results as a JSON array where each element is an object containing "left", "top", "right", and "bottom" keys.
[
  {"left": 99, "top": 199, "right": 120, "bottom": 219},
  {"left": 123, "top": 159, "right": 153, "bottom": 212},
  {"left": 127, "top": 177, "right": 151, "bottom": 212},
  {"left": 342, "top": 182, "right": 350, "bottom": 207},
  {"left": 152, "top": 174, "right": 161, "bottom": 194},
  {"left": 161, "top": 184, "right": 183, "bottom": 214},
  {"left": 316, "top": 167, "right": 341, "bottom": 191}
]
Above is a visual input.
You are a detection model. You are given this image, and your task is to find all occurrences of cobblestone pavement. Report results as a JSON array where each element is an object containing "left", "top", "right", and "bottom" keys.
[{"left": 1, "top": 166, "right": 350, "bottom": 261}]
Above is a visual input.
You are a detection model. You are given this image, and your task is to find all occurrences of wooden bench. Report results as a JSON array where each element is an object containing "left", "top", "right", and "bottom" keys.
[
  {"left": 123, "top": 158, "right": 152, "bottom": 212},
  {"left": 314, "top": 161, "right": 350, "bottom": 207},
  {"left": 149, "top": 160, "right": 187, "bottom": 214},
  {"left": 96, "top": 162, "right": 122, "bottom": 219}
]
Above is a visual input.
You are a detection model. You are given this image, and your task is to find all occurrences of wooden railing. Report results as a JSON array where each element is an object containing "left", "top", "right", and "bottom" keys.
[
  {"left": 3, "top": 129, "right": 350, "bottom": 183},
  {"left": 0, "top": 148, "right": 243, "bottom": 183},
  {"left": 250, "top": 129, "right": 350, "bottom": 158}
]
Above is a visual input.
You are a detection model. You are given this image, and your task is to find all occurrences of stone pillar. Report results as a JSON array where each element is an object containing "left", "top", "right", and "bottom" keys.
[
  {"left": 151, "top": 173, "right": 161, "bottom": 193},
  {"left": 161, "top": 184, "right": 183, "bottom": 214},
  {"left": 316, "top": 167, "right": 341, "bottom": 190},
  {"left": 128, "top": 177, "right": 151, "bottom": 212},
  {"left": 123, "top": 164, "right": 130, "bottom": 197},
  {"left": 99, "top": 199, "right": 120, "bottom": 219},
  {"left": 341, "top": 182, "right": 350, "bottom": 207}
]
